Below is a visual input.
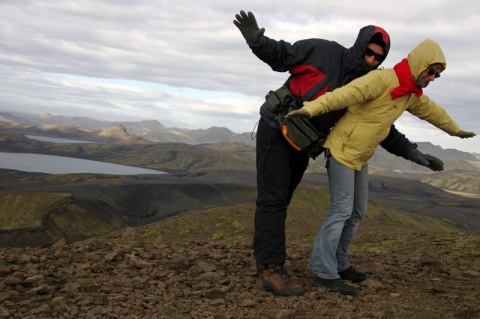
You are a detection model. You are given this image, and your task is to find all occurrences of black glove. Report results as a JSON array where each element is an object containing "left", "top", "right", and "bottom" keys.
[
  {"left": 233, "top": 10, "right": 265, "bottom": 47},
  {"left": 408, "top": 149, "right": 444, "bottom": 172}
]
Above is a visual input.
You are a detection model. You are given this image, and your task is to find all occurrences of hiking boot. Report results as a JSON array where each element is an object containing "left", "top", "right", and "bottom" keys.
[
  {"left": 260, "top": 264, "right": 305, "bottom": 297},
  {"left": 313, "top": 277, "right": 356, "bottom": 295},
  {"left": 338, "top": 265, "right": 367, "bottom": 283}
]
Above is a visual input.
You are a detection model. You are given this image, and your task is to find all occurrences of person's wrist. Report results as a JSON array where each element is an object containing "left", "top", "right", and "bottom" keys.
[
  {"left": 407, "top": 149, "right": 419, "bottom": 160},
  {"left": 248, "top": 39, "right": 262, "bottom": 47}
]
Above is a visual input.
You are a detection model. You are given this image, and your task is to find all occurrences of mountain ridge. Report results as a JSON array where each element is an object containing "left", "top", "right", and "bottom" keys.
[{"left": 5, "top": 109, "right": 478, "bottom": 156}]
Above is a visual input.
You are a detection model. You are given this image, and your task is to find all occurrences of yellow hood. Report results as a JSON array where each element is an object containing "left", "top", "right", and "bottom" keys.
[{"left": 407, "top": 39, "right": 446, "bottom": 78}]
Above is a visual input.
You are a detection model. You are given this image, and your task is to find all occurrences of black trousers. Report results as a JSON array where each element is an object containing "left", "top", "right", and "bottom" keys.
[{"left": 254, "top": 118, "right": 309, "bottom": 268}]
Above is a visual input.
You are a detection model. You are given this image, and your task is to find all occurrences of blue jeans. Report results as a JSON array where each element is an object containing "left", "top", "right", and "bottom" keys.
[{"left": 308, "top": 153, "right": 369, "bottom": 279}]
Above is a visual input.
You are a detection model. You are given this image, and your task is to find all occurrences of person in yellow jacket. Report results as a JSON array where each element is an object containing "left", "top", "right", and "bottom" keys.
[{"left": 284, "top": 39, "right": 476, "bottom": 295}]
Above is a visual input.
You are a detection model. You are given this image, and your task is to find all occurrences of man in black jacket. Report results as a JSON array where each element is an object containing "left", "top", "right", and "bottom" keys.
[{"left": 233, "top": 10, "right": 444, "bottom": 296}]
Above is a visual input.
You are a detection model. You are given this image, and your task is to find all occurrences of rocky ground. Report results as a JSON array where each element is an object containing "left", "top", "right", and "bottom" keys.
[{"left": 1, "top": 204, "right": 480, "bottom": 319}]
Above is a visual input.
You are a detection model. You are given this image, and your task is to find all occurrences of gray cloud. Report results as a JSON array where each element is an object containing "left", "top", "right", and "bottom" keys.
[{"left": 0, "top": 0, "right": 479, "bottom": 152}]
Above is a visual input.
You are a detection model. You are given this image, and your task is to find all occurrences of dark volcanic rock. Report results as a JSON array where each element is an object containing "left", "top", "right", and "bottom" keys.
[{"left": 0, "top": 239, "right": 479, "bottom": 318}]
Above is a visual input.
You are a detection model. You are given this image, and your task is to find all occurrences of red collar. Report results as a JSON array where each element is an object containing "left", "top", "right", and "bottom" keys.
[{"left": 391, "top": 59, "right": 423, "bottom": 100}]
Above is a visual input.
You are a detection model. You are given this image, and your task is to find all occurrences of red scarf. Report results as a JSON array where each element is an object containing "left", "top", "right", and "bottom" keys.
[{"left": 391, "top": 58, "right": 423, "bottom": 100}]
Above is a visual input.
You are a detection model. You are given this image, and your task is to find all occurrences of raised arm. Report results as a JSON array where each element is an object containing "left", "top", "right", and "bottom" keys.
[
  {"left": 234, "top": 10, "right": 330, "bottom": 72},
  {"left": 233, "top": 10, "right": 265, "bottom": 47}
]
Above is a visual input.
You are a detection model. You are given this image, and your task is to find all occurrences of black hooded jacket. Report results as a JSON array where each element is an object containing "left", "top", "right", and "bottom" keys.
[{"left": 251, "top": 25, "right": 416, "bottom": 158}]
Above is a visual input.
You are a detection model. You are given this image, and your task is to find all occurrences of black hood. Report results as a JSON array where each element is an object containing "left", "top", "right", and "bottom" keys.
[{"left": 342, "top": 25, "right": 391, "bottom": 82}]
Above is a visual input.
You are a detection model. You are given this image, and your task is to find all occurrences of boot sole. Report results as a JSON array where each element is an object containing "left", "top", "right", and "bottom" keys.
[
  {"left": 313, "top": 280, "right": 356, "bottom": 295},
  {"left": 340, "top": 275, "right": 367, "bottom": 283},
  {"left": 262, "top": 282, "right": 306, "bottom": 297}
]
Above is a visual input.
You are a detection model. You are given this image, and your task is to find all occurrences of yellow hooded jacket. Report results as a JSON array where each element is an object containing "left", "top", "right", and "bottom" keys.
[{"left": 302, "top": 39, "right": 460, "bottom": 170}]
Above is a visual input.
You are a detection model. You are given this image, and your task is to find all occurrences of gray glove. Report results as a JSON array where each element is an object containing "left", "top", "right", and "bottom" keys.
[
  {"left": 233, "top": 10, "right": 265, "bottom": 47},
  {"left": 284, "top": 108, "right": 311, "bottom": 119},
  {"left": 408, "top": 149, "right": 444, "bottom": 172}
]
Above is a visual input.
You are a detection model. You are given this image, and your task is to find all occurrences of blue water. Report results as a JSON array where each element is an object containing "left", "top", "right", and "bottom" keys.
[
  {"left": 0, "top": 152, "right": 166, "bottom": 175},
  {"left": 25, "top": 135, "right": 96, "bottom": 144}
]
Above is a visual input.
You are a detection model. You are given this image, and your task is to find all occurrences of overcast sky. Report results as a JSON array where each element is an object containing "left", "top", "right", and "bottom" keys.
[{"left": 1, "top": 0, "right": 479, "bottom": 153}]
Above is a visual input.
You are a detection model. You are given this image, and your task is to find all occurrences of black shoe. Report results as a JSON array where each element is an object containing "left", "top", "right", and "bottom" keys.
[
  {"left": 313, "top": 277, "right": 356, "bottom": 295},
  {"left": 338, "top": 266, "right": 367, "bottom": 283}
]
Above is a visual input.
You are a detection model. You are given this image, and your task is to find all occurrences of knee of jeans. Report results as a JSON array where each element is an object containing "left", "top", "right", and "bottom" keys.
[
  {"left": 353, "top": 199, "right": 367, "bottom": 215},
  {"left": 328, "top": 204, "right": 354, "bottom": 220},
  {"left": 325, "top": 212, "right": 352, "bottom": 225},
  {"left": 346, "top": 215, "right": 362, "bottom": 227}
]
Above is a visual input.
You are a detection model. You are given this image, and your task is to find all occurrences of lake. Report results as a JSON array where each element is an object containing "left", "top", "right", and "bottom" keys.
[
  {"left": 25, "top": 135, "right": 100, "bottom": 144},
  {"left": 0, "top": 152, "right": 167, "bottom": 175},
  {"left": 25, "top": 135, "right": 97, "bottom": 144}
]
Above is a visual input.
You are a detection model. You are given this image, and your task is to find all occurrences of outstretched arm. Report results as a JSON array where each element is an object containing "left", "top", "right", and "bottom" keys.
[
  {"left": 408, "top": 96, "right": 476, "bottom": 138},
  {"left": 380, "top": 125, "right": 416, "bottom": 159},
  {"left": 381, "top": 125, "right": 445, "bottom": 171}
]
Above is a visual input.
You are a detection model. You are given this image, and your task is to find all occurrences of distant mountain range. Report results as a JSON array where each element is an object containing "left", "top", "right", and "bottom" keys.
[
  {"left": 0, "top": 110, "right": 254, "bottom": 145},
  {"left": 1, "top": 109, "right": 479, "bottom": 184}
]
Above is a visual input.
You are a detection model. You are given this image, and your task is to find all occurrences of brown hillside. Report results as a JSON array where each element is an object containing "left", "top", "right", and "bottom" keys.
[{"left": 0, "top": 203, "right": 479, "bottom": 319}]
